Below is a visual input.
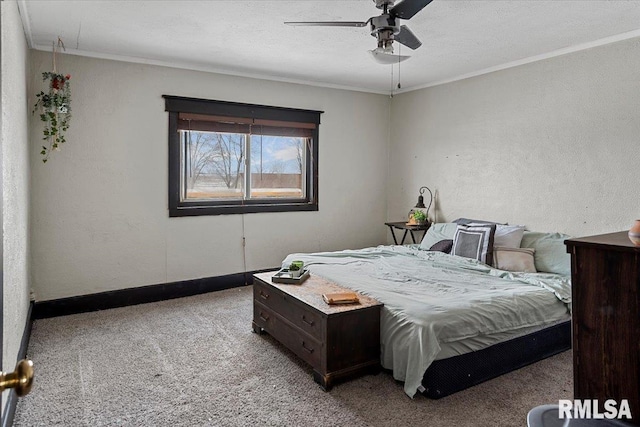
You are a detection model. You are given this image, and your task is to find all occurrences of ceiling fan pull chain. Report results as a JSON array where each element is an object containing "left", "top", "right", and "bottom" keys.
[
  {"left": 397, "top": 44, "right": 402, "bottom": 89},
  {"left": 390, "top": 59, "right": 394, "bottom": 97}
]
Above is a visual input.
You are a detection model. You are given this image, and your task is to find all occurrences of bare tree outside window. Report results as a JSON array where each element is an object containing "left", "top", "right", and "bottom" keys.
[
  {"left": 209, "top": 133, "right": 244, "bottom": 189},
  {"left": 185, "top": 131, "right": 216, "bottom": 191},
  {"left": 291, "top": 137, "right": 304, "bottom": 175},
  {"left": 268, "top": 160, "right": 287, "bottom": 174},
  {"left": 183, "top": 131, "right": 245, "bottom": 199}
]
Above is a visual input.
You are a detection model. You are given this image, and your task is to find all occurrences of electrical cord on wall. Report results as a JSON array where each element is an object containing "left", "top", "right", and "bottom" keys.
[
  {"left": 240, "top": 131, "right": 248, "bottom": 285},
  {"left": 241, "top": 213, "right": 248, "bottom": 284}
]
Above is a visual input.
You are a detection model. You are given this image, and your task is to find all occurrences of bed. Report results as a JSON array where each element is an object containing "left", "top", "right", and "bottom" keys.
[{"left": 281, "top": 224, "right": 573, "bottom": 398}]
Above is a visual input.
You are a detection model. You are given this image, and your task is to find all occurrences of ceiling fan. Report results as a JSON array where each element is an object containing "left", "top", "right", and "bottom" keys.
[{"left": 285, "top": 0, "right": 433, "bottom": 64}]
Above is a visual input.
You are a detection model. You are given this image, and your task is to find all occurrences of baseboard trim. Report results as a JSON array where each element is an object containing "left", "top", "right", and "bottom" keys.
[
  {"left": 33, "top": 268, "right": 277, "bottom": 319},
  {"left": 2, "top": 301, "right": 34, "bottom": 427}
]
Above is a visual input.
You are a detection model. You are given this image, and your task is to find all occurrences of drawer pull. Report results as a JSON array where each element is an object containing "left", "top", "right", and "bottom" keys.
[
  {"left": 301, "top": 341, "right": 314, "bottom": 354},
  {"left": 301, "top": 315, "right": 315, "bottom": 326},
  {"left": 259, "top": 312, "right": 269, "bottom": 322},
  {"left": 259, "top": 290, "right": 270, "bottom": 300}
]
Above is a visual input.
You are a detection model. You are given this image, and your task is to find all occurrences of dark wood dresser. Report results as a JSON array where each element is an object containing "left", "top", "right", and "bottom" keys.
[
  {"left": 252, "top": 272, "right": 382, "bottom": 390},
  {"left": 566, "top": 231, "right": 640, "bottom": 424}
]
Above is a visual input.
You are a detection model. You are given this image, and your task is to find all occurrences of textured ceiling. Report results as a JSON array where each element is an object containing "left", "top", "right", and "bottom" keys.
[{"left": 19, "top": 0, "right": 640, "bottom": 94}]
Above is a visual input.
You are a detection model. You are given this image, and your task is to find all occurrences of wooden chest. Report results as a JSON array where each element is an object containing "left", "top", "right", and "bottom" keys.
[{"left": 252, "top": 272, "right": 382, "bottom": 390}]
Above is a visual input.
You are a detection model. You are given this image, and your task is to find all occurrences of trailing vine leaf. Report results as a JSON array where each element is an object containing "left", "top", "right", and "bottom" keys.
[{"left": 33, "top": 72, "right": 71, "bottom": 162}]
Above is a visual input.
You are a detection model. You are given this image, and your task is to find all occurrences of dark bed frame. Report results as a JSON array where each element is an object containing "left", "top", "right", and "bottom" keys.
[{"left": 420, "top": 320, "right": 571, "bottom": 399}]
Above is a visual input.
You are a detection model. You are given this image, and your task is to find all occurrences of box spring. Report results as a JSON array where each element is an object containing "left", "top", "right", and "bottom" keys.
[{"left": 421, "top": 320, "right": 571, "bottom": 399}]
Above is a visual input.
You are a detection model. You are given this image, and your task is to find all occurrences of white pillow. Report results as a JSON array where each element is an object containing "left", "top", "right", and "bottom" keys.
[{"left": 493, "top": 225, "right": 525, "bottom": 248}]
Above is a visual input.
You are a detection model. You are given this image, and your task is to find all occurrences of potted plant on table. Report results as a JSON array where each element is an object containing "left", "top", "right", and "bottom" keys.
[
  {"left": 289, "top": 260, "right": 305, "bottom": 278},
  {"left": 408, "top": 210, "right": 428, "bottom": 226}
]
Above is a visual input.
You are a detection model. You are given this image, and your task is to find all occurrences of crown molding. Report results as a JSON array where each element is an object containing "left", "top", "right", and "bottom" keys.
[
  {"left": 396, "top": 28, "right": 640, "bottom": 94},
  {"left": 30, "top": 43, "right": 391, "bottom": 96},
  {"left": 16, "top": 0, "right": 34, "bottom": 48}
]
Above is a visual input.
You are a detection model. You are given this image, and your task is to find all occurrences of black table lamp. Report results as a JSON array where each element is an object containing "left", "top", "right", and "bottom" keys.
[{"left": 408, "top": 186, "right": 433, "bottom": 224}]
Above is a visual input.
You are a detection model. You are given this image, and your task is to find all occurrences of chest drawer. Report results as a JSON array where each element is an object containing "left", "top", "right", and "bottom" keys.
[
  {"left": 254, "top": 301, "right": 323, "bottom": 369},
  {"left": 254, "top": 281, "right": 325, "bottom": 341}
]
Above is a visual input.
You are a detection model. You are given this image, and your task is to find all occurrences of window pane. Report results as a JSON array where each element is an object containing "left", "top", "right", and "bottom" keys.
[
  {"left": 250, "top": 136, "right": 305, "bottom": 199},
  {"left": 181, "top": 130, "right": 245, "bottom": 200}
]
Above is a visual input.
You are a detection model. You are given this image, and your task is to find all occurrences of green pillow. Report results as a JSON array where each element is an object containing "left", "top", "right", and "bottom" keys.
[
  {"left": 520, "top": 231, "right": 572, "bottom": 276},
  {"left": 419, "top": 223, "right": 459, "bottom": 250}
]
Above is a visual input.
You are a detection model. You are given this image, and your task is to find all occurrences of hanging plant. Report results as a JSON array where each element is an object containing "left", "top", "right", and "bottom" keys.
[
  {"left": 33, "top": 38, "right": 71, "bottom": 163},
  {"left": 33, "top": 72, "right": 71, "bottom": 162}
]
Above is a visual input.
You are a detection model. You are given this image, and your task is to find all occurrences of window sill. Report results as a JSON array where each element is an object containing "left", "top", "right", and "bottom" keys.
[{"left": 169, "top": 201, "right": 318, "bottom": 217}]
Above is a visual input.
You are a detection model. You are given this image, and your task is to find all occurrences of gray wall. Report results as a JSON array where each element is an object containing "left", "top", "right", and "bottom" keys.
[
  {"left": 1, "top": 0, "right": 31, "bottom": 411},
  {"left": 388, "top": 37, "right": 640, "bottom": 237},
  {"left": 29, "top": 52, "right": 390, "bottom": 301}
]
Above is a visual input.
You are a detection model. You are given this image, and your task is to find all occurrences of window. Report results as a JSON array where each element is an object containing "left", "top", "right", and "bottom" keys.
[{"left": 164, "top": 96, "right": 322, "bottom": 217}]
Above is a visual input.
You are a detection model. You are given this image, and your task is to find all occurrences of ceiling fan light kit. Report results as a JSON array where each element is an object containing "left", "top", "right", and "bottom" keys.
[
  {"left": 285, "top": 0, "right": 433, "bottom": 63},
  {"left": 369, "top": 49, "right": 411, "bottom": 65}
]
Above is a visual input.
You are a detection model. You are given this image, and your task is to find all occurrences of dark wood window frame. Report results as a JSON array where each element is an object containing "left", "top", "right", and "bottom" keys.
[{"left": 164, "top": 96, "right": 322, "bottom": 217}]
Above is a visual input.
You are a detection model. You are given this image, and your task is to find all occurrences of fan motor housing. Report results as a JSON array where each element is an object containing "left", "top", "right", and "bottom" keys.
[{"left": 370, "top": 14, "right": 399, "bottom": 37}]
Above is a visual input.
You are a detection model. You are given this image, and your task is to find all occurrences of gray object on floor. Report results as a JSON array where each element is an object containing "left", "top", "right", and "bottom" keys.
[{"left": 528, "top": 405, "right": 633, "bottom": 427}]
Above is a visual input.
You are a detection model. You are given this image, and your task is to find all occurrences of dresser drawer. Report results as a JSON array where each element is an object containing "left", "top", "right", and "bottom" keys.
[
  {"left": 253, "top": 302, "right": 323, "bottom": 369},
  {"left": 254, "top": 281, "right": 324, "bottom": 341}
]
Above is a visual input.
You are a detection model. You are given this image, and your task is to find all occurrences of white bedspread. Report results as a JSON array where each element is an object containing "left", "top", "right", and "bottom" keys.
[{"left": 282, "top": 245, "right": 571, "bottom": 397}]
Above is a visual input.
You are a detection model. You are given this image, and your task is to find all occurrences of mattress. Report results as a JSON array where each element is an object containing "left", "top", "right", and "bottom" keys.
[{"left": 283, "top": 245, "right": 572, "bottom": 397}]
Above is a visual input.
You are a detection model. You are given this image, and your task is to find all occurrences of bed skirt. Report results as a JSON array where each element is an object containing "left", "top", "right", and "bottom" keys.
[{"left": 421, "top": 320, "right": 571, "bottom": 399}]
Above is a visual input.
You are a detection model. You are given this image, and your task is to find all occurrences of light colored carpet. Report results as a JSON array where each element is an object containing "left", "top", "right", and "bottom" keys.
[{"left": 14, "top": 286, "right": 572, "bottom": 426}]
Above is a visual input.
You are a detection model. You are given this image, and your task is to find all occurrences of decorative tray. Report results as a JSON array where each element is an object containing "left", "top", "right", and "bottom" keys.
[{"left": 271, "top": 268, "right": 310, "bottom": 284}]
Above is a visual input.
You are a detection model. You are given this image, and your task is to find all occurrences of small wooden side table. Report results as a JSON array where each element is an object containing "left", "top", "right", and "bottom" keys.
[{"left": 385, "top": 221, "right": 431, "bottom": 245}]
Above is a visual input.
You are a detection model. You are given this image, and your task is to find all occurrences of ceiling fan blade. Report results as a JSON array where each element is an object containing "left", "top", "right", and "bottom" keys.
[
  {"left": 284, "top": 21, "right": 368, "bottom": 27},
  {"left": 395, "top": 25, "right": 422, "bottom": 50},
  {"left": 389, "top": 0, "right": 434, "bottom": 20}
]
